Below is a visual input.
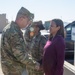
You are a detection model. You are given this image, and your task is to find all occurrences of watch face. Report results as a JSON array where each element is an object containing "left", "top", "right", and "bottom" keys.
[{"left": 30, "top": 27, "right": 34, "bottom": 31}]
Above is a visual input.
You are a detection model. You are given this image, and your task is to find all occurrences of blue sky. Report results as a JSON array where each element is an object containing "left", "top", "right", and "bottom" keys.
[{"left": 0, "top": 0, "right": 75, "bottom": 23}]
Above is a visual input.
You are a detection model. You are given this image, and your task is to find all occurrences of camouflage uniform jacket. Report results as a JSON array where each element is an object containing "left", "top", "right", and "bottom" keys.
[
  {"left": 31, "top": 32, "right": 47, "bottom": 62},
  {"left": 24, "top": 26, "right": 47, "bottom": 63},
  {"left": 1, "top": 21, "right": 35, "bottom": 74}
]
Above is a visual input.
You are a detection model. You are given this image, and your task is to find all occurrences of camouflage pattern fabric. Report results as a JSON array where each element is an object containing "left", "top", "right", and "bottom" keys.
[
  {"left": 24, "top": 26, "right": 47, "bottom": 75},
  {"left": 1, "top": 21, "right": 36, "bottom": 75}
]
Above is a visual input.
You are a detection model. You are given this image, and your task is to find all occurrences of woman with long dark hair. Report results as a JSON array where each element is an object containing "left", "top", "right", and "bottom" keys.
[{"left": 43, "top": 19, "right": 65, "bottom": 75}]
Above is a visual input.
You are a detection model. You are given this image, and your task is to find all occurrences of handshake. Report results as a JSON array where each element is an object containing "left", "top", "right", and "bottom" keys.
[
  {"left": 26, "top": 54, "right": 43, "bottom": 71},
  {"left": 35, "top": 61, "right": 43, "bottom": 71}
]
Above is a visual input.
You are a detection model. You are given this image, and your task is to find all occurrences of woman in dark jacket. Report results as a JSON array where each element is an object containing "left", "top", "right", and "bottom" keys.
[{"left": 43, "top": 19, "right": 65, "bottom": 75}]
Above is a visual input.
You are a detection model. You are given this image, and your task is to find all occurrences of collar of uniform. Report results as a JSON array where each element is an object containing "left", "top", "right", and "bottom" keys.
[{"left": 11, "top": 21, "right": 23, "bottom": 35}]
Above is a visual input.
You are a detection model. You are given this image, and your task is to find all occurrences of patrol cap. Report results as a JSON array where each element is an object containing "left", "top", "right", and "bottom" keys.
[
  {"left": 17, "top": 7, "right": 34, "bottom": 20},
  {"left": 32, "top": 21, "right": 45, "bottom": 30}
]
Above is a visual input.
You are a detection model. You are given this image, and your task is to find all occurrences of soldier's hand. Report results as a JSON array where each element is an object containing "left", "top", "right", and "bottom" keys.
[{"left": 35, "top": 62, "right": 40, "bottom": 71}]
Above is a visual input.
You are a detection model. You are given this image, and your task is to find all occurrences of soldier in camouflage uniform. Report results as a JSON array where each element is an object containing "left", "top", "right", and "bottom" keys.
[
  {"left": 1, "top": 7, "right": 35, "bottom": 75},
  {"left": 24, "top": 21, "right": 47, "bottom": 75}
]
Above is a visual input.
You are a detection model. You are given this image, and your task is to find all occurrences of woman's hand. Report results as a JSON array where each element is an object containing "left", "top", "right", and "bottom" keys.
[{"left": 35, "top": 62, "right": 40, "bottom": 71}]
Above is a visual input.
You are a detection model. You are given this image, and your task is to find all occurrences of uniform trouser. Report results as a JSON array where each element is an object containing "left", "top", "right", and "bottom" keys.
[
  {"left": 1, "top": 63, "right": 27, "bottom": 75},
  {"left": 26, "top": 64, "right": 44, "bottom": 75}
]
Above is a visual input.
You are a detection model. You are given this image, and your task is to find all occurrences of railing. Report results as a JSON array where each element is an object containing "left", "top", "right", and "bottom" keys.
[{"left": 64, "top": 61, "right": 75, "bottom": 75}]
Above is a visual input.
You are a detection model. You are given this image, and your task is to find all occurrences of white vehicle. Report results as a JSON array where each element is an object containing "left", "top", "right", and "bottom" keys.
[{"left": 40, "top": 30, "right": 50, "bottom": 39}]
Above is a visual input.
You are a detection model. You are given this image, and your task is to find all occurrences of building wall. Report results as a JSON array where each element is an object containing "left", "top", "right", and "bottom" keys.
[{"left": 0, "top": 14, "right": 8, "bottom": 32}]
